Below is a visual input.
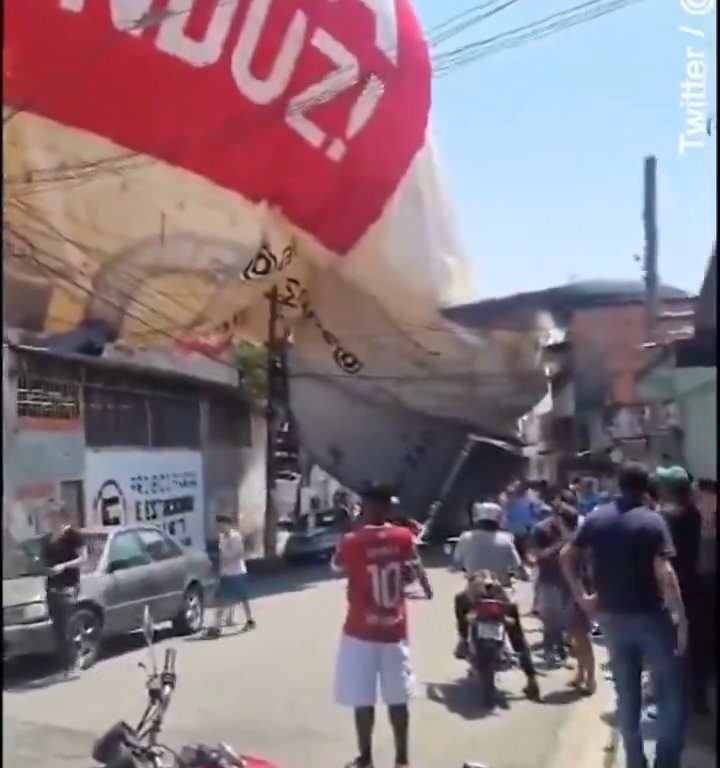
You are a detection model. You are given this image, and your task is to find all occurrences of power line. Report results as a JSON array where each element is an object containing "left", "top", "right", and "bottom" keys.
[
  {"left": 426, "top": 0, "right": 512, "bottom": 39},
  {"left": 433, "top": 0, "right": 644, "bottom": 76},
  {"left": 7, "top": 205, "right": 482, "bottom": 350},
  {"left": 5, "top": 0, "right": 645, "bottom": 191},
  {"left": 13, "top": 242, "right": 535, "bottom": 387},
  {"left": 7, "top": 226, "right": 501, "bottom": 376},
  {"left": 430, "top": 0, "right": 522, "bottom": 46},
  {"left": 5, "top": 2, "right": 646, "bottom": 348},
  {"left": 9, "top": 205, "right": 543, "bottom": 360},
  {"left": 4, "top": 0, "right": 526, "bottom": 186}
]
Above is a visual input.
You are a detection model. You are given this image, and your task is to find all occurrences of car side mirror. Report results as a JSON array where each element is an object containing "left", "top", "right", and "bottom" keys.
[{"left": 107, "top": 560, "right": 123, "bottom": 574}]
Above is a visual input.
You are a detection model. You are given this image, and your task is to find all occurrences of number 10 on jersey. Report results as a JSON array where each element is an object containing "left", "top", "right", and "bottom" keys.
[{"left": 367, "top": 562, "right": 403, "bottom": 609}]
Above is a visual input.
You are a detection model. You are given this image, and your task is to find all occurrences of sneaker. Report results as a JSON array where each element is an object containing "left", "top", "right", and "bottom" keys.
[
  {"left": 643, "top": 703, "right": 658, "bottom": 721},
  {"left": 344, "top": 759, "right": 373, "bottom": 768}
]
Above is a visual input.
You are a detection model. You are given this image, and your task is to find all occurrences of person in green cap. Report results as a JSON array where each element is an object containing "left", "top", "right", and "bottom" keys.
[{"left": 654, "top": 465, "right": 707, "bottom": 714}]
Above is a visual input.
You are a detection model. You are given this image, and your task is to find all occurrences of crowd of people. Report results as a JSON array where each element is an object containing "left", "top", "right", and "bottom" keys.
[
  {"left": 327, "top": 464, "right": 715, "bottom": 768},
  {"left": 32, "top": 462, "right": 713, "bottom": 768},
  {"left": 494, "top": 463, "right": 713, "bottom": 768}
]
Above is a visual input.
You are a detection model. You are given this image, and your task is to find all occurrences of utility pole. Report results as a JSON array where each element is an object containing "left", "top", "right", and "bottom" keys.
[
  {"left": 263, "top": 285, "right": 280, "bottom": 559},
  {"left": 643, "top": 156, "right": 661, "bottom": 459},
  {"left": 643, "top": 155, "right": 659, "bottom": 344}
]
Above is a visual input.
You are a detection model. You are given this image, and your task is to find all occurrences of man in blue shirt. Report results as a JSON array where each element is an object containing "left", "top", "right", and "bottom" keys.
[
  {"left": 577, "top": 476, "right": 601, "bottom": 516},
  {"left": 504, "top": 481, "right": 538, "bottom": 563},
  {"left": 560, "top": 463, "right": 688, "bottom": 768}
]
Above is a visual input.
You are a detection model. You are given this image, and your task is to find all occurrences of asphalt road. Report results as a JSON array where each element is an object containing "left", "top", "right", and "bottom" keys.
[{"left": 3, "top": 563, "right": 615, "bottom": 768}]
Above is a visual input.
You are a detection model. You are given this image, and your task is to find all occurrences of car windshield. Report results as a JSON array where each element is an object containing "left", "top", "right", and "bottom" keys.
[{"left": 2, "top": 537, "right": 47, "bottom": 579}]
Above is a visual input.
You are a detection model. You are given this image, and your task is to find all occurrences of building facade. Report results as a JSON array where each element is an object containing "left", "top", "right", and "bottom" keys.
[
  {"left": 2, "top": 343, "right": 266, "bottom": 566},
  {"left": 524, "top": 296, "right": 696, "bottom": 482}
]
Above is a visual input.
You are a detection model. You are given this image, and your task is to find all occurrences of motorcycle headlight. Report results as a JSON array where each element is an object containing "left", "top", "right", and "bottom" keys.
[{"left": 4, "top": 602, "right": 48, "bottom": 625}]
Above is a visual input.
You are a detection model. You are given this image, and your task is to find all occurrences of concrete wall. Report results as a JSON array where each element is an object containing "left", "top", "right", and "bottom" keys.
[
  {"left": 238, "top": 414, "right": 267, "bottom": 558},
  {"left": 678, "top": 370, "right": 717, "bottom": 482},
  {"left": 201, "top": 407, "right": 266, "bottom": 558},
  {"left": 3, "top": 346, "right": 86, "bottom": 540}
]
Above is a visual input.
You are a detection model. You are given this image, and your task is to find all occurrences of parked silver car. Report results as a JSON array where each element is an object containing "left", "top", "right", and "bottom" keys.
[
  {"left": 3, "top": 525, "right": 215, "bottom": 668},
  {"left": 282, "top": 509, "right": 351, "bottom": 562}
]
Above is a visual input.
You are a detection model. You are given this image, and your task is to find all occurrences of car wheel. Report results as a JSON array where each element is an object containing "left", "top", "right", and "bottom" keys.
[
  {"left": 67, "top": 608, "right": 102, "bottom": 670},
  {"left": 173, "top": 585, "right": 204, "bottom": 635}
]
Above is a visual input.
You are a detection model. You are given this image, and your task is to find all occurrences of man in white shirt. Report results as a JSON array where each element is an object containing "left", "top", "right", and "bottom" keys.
[{"left": 452, "top": 502, "right": 540, "bottom": 701}]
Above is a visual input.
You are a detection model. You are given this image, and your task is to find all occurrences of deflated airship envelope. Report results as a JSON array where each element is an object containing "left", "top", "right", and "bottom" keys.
[{"left": 3, "top": 0, "right": 546, "bottom": 500}]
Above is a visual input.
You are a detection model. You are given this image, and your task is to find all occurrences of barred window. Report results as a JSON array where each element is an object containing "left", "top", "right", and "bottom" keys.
[
  {"left": 85, "top": 387, "right": 149, "bottom": 447},
  {"left": 207, "top": 398, "right": 251, "bottom": 447},
  {"left": 16, "top": 374, "right": 80, "bottom": 420},
  {"left": 149, "top": 395, "right": 200, "bottom": 448}
]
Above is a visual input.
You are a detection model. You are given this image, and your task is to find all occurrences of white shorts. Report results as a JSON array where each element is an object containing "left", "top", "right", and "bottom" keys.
[{"left": 334, "top": 634, "right": 416, "bottom": 708}]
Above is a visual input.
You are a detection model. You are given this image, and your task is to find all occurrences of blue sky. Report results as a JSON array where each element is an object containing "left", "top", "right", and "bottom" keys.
[{"left": 412, "top": 0, "right": 716, "bottom": 299}]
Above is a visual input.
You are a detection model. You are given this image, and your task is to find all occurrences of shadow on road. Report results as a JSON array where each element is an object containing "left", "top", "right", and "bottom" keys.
[
  {"left": 541, "top": 688, "right": 587, "bottom": 706},
  {"left": 425, "top": 678, "right": 523, "bottom": 721},
  {"left": 3, "top": 565, "right": 336, "bottom": 693},
  {"left": 3, "top": 626, "right": 176, "bottom": 694},
  {"left": 246, "top": 563, "right": 341, "bottom": 599}
]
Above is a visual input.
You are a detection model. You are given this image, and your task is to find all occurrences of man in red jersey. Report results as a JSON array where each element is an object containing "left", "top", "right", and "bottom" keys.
[{"left": 332, "top": 483, "right": 431, "bottom": 768}]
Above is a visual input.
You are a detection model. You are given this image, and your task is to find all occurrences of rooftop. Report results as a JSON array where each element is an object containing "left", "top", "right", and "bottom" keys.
[{"left": 444, "top": 279, "right": 691, "bottom": 329}]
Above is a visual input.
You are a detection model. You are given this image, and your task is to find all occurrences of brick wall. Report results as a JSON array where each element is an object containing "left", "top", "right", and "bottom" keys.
[{"left": 570, "top": 299, "right": 696, "bottom": 406}]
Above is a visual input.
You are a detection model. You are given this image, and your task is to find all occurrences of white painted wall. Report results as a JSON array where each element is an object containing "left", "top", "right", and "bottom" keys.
[
  {"left": 85, "top": 449, "right": 206, "bottom": 549},
  {"left": 237, "top": 412, "right": 267, "bottom": 556}
]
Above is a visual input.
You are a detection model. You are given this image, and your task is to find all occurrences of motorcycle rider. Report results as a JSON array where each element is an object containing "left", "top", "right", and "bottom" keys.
[{"left": 452, "top": 501, "right": 541, "bottom": 701}]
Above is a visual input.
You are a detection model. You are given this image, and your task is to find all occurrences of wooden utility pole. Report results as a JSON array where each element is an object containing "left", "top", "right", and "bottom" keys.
[
  {"left": 643, "top": 156, "right": 661, "bottom": 456},
  {"left": 263, "top": 285, "right": 279, "bottom": 558}
]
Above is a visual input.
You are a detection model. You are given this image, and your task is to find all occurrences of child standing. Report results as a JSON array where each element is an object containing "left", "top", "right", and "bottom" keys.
[{"left": 207, "top": 515, "right": 255, "bottom": 637}]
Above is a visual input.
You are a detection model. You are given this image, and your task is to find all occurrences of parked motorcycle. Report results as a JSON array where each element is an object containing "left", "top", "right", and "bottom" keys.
[{"left": 92, "top": 607, "right": 281, "bottom": 768}]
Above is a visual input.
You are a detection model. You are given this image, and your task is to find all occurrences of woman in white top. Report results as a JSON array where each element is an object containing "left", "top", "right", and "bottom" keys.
[{"left": 207, "top": 515, "right": 255, "bottom": 637}]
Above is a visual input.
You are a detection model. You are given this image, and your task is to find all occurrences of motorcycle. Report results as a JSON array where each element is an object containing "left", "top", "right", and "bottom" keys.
[
  {"left": 92, "top": 606, "right": 281, "bottom": 768},
  {"left": 464, "top": 571, "right": 513, "bottom": 707}
]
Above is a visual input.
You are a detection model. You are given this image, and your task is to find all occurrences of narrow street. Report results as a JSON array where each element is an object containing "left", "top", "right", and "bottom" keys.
[{"left": 3, "top": 564, "right": 615, "bottom": 768}]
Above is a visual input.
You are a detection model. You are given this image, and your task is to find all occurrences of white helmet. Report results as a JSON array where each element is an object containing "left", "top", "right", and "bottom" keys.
[{"left": 471, "top": 501, "right": 503, "bottom": 525}]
